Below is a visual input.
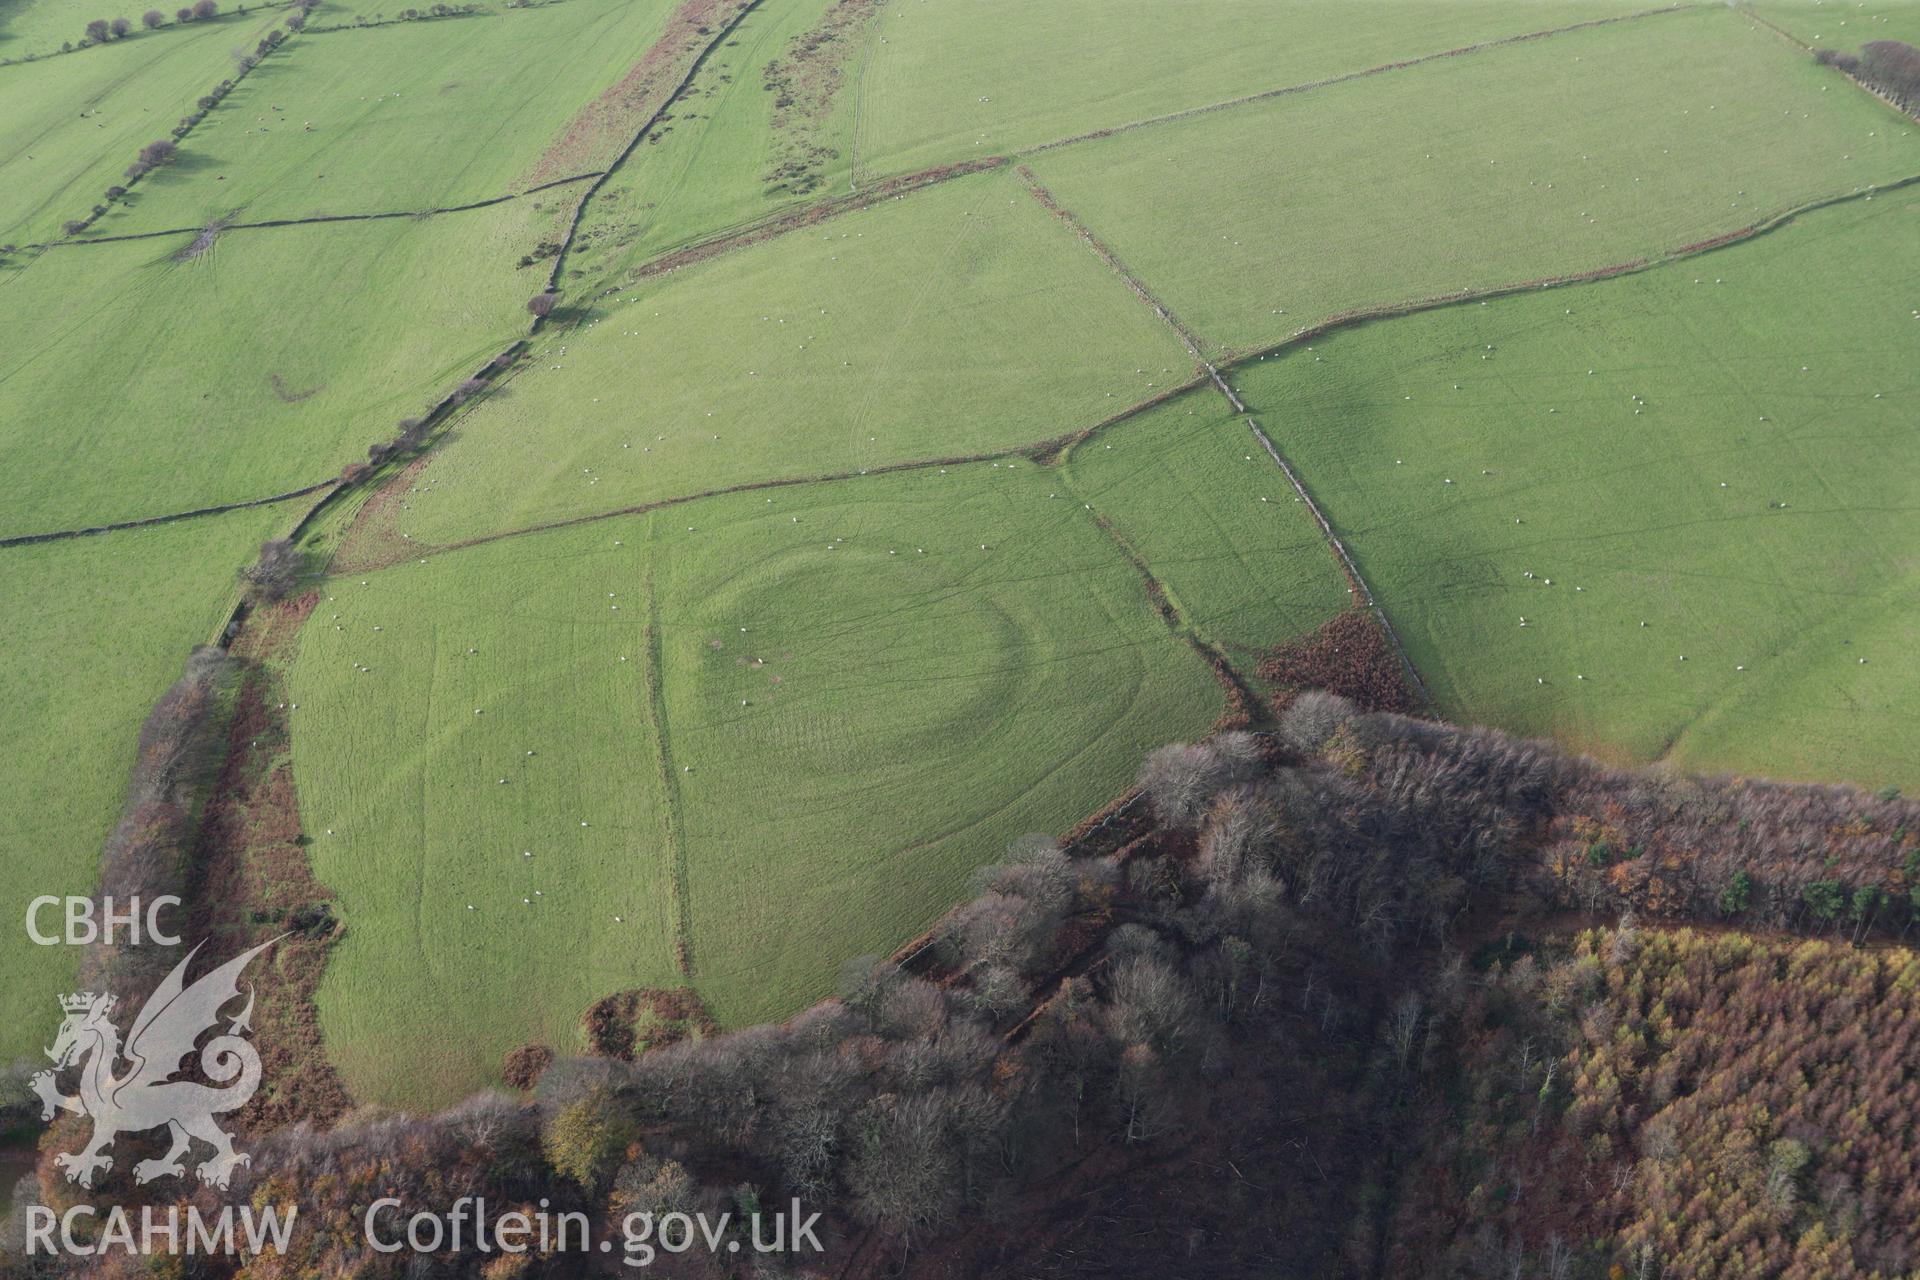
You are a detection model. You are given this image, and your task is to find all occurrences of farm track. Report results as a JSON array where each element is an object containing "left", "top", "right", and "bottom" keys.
[{"left": 845, "top": 0, "right": 885, "bottom": 191}]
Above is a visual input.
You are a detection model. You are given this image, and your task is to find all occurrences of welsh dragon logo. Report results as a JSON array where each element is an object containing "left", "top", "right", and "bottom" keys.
[{"left": 32, "top": 939, "right": 277, "bottom": 1191}]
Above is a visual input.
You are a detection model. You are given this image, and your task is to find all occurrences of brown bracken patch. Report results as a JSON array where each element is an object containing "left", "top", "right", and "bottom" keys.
[
  {"left": 327, "top": 453, "right": 439, "bottom": 575},
  {"left": 503, "top": 1043, "right": 556, "bottom": 1090},
  {"left": 582, "top": 987, "right": 719, "bottom": 1060},
  {"left": 1258, "top": 608, "right": 1416, "bottom": 714},
  {"left": 622, "top": 157, "right": 1002, "bottom": 285},
  {"left": 762, "top": 0, "right": 884, "bottom": 196},
  {"left": 185, "top": 590, "right": 353, "bottom": 1132},
  {"left": 518, "top": 0, "right": 754, "bottom": 188}
]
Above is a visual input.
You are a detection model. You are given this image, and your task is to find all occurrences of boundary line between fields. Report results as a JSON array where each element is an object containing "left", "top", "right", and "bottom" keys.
[
  {"left": 0, "top": 479, "right": 335, "bottom": 549},
  {"left": 0, "top": 6, "right": 275, "bottom": 76},
  {"left": 38, "top": 171, "right": 1912, "bottom": 576},
  {"left": 352, "top": 444, "right": 1051, "bottom": 566},
  {"left": 1739, "top": 4, "right": 1920, "bottom": 123},
  {"left": 1071, "top": 482, "right": 1264, "bottom": 729},
  {"left": 57, "top": 0, "right": 1905, "bottom": 1124},
  {"left": 604, "top": 158, "right": 1004, "bottom": 293},
  {"left": 1017, "top": 166, "right": 1209, "bottom": 359},
  {"left": 1238, "top": 411, "right": 1430, "bottom": 705},
  {"left": 25, "top": 171, "right": 603, "bottom": 252},
  {"left": 1214, "top": 171, "right": 1920, "bottom": 370},
  {"left": 1166, "top": 178, "right": 1920, "bottom": 706},
  {"left": 43, "top": 16, "right": 308, "bottom": 245},
  {"left": 553, "top": 1, "right": 1699, "bottom": 302},
  {"left": 183, "top": 0, "right": 778, "bottom": 636},
  {"left": 358, "top": 171, "right": 1920, "bottom": 665},
  {"left": 20, "top": 4, "right": 1693, "bottom": 264},
  {"left": 537, "top": 0, "right": 773, "bottom": 305},
  {"left": 1016, "top": 164, "right": 1429, "bottom": 705},
  {"left": 641, "top": 565, "right": 696, "bottom": 977},
  {"left": 301, "top": 8, "right": 484, "bottom": 35},
  {"left": 1018, "top": 2, "right": 1697, "bottom": 159}
]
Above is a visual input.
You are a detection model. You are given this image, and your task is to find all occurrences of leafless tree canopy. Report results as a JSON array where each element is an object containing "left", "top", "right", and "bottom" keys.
[{"left": 239, "top": 538, "right": 303, "bottom": 602}]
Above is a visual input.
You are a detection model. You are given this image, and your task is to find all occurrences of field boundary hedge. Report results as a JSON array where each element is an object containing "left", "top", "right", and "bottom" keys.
[
  {"left": 608, "top": 157, "right": 1004, "bottom": 291},
  {"left": 1218, "top": 172, "right": 1920, "bottom": 371},
  {"left": 1743, "top": 5, "right": 1920, "bottom": 121},
  {"left": 0, "top": 478, "right": 333, "bottom": 548},
  {"left": 1018, "top": 165, "right": 1209, "bottom": 360},
  {"left": 1019, "top": 164, "right": 1429, "bottom": 708},
  {"left": 338, "top": 440, "right": 1070, "bottom": 570},
  {"left": 640, "top": 570, "right": 695, "bottom": 977},
  {"left": 49, "top": 17, "right": 305, "bottom": 243},
  {"left": 1019, "top": 2, "right": 1694, "bottom": 159},
  {"left": 538, "top": 0, "right": 773, "bottom": 302},
  {"left": 31, "top": 170, "right": 601, "bottom": 252}
]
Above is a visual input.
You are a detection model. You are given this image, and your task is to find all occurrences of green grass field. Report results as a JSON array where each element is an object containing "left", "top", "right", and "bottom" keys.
[
  {"left": 0, "top": 0, "right": 116, "bottom": 59},
  {"left": 0, "top": 12, "right": 280, "bottom": 244},
  {"left": 1231, "top": 192, "right": 1920, "bottom": 790},
  {"left": 398, "top": 167, "right": 1194, "bottom": 544},
  {"left": 289, "top": 459, "right": 1221, "bottom": 1104},
  {"left": 1060, "top": 386, "right": 1354, "bottom": 668},
  {"left": 0, "top": 0, "right": 269, "bottom": 62},
  {"left": 6, "top": 0, "right": 1919, "bottom": 1113},
  {"left": 0, "top": 504, "right": 291, "bottom": 1060},
  {"left": 287, "top": 522, "right": 683, "bottom": 1106},
  {"left": 658, "top": 462, "right": 1225, "bottom": 1027},
  {"left": 96, "top": 0, "right": 674, "bottom": 233},
  {"left": 1751, "top": 0, "right": 1920, "bottom": 52},
  {"left": 0, "top": 199, "right": 554, "bottom": 537},
  {"left": 855, "top": 0, "right": 1660, "bottom": 179},
  {"left": 1024, "top": 6, "right": 1920, "bottom": 357}
]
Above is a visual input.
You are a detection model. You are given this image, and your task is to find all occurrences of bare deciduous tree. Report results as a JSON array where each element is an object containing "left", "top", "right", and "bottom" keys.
[
  {"left": 1138, "top": 731, "right": 1263, "bottom": 829},
  {"left": 846, "top": 1093, "right": 964, "bottom": 1244},
  {"left": 1277, "top": 689, "right": 1356, "bottom": 757},
  {"left": 239, "top": 538, "right": 302, "bottom": 602}
]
